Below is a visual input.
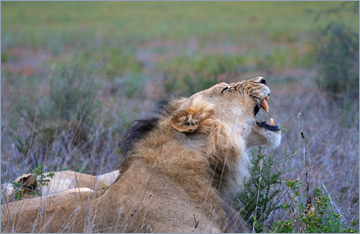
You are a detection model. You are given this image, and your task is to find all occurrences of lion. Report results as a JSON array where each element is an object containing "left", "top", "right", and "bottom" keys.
[
  {"left": 1, "top": 170, "right": 120, "bottom": 203},
  {"left": 1, "top": 77, "right": 281, "bottom": 233}
]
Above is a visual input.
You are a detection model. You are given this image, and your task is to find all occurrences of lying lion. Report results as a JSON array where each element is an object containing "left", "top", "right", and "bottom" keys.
[
  {"left": 1, "top": 77, "right": 281, "bottom": 233},
  {"left": 1, "top": 170, "right": 120, "bottom": 203}
]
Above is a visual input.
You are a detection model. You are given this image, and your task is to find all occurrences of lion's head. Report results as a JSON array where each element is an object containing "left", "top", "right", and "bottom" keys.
[{"left": 170, "top": 76, "right": 281, "bottom": 147}]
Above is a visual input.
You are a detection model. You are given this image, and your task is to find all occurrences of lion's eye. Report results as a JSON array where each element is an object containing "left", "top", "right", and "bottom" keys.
[{"left": 221, "top": 86, "right": 234, "bottom": 93}]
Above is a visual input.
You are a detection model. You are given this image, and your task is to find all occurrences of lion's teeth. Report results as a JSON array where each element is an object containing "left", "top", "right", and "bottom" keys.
[
  {"left": 269, "top": 118, "right": 274, "bottom": 126},
  {"left": 265, "top": 96, "right": 269, "bottom": 101},
  {"left": 260, "top": 99, "right": 269, "bottom": 112}
]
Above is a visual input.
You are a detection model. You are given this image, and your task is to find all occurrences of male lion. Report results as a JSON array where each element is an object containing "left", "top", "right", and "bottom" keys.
[{"left": 1, "top": 77, "right": 281, "bottom": 233}]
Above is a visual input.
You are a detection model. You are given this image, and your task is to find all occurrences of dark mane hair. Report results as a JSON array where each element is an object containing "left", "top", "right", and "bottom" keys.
[
  {"left": 120, "top": 98, "right": 175, "bottom": 156},
  {"left": 120, "top": 117, "right": 159, "bottom": 156}
]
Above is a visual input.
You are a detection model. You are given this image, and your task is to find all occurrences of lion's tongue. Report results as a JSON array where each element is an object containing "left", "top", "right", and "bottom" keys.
[{"left": 260, "top": 99, "right": 269, "bottom": 112}]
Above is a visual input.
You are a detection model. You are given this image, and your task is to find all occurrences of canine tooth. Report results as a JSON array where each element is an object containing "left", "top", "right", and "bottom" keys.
[
  {"left": 265, "top": 96, "right": 269, "bottom": 101},
  {"left": 269, "top": 118, "right": 274, "bottom": 126},
  {"left": 260, "top": 99, "right": 269, "bottom": 112}
]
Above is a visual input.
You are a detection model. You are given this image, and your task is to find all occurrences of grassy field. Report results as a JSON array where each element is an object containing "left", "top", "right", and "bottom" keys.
[{"left": 1, "top": 2, "right": 359, "bottom": 232}]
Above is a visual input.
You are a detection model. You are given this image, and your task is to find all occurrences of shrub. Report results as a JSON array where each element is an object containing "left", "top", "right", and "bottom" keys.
[
  {"left": 236, "top": 149, "right": 358, "bottom": 233},
  {"left": 311, "top": 2, "right": 359, "bottom": 97},
  {"left": 9, "top": 57, "right": 102, "bottom": 156},
  {"left": 271, "top": 180, "right": 359, "bottom": 233},
  {"left": 314, "top": 23, "right": 359, "bottom": 97},
  {"left": 236, "top": 148, "right": 286, "bottom": 233},
  {"left": 48, "top": 59, "right": 101, "bottom": 126}
]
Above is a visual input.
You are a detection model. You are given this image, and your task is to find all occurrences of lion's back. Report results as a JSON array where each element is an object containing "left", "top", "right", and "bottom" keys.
[{"left": 92, "top": 162, "right": 223, "bottom": 233}]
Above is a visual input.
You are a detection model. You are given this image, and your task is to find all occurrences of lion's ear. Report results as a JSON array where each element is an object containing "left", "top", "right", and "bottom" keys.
[
  {"left": 171, "top": 108, "right": 200, "bottom": 133},
  {"left": 171, "top": 103, "right": 215, "bottom": 133},
  {"left": 15, "top": 173, "right": 37, "bottom": 187}
]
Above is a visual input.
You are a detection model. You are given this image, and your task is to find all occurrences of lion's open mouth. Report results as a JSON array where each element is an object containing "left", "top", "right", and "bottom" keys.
[{"left": 254, "top": 97, "right": 280, "bottom": 131}]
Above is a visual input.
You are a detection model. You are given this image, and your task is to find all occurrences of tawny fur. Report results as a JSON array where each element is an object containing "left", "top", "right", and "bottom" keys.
[
  {"left": 1, "top": 170, "right": 120, "bottom": 203},
  {"left": 1, "top": 77, "right": 281, "bottom": 233}
]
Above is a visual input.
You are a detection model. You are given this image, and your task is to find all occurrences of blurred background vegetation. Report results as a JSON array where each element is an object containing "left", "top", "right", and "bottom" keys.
[{"left": 1, "top": 2, "right": 359, "bottom": 232}]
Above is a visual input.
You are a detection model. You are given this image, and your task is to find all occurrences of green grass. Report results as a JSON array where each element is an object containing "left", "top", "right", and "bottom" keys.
[
  {"left": 2, "top": 2, "right": 357, "bottom": 82},
  {"left": 2, "top": 2, "right": 358, "bottom": 49},
  {"left": 3, "top": 2, "right": 357, "bottom": 88}
]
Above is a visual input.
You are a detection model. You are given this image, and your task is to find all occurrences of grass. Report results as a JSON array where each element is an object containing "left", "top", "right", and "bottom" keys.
[
  {"left": 1, "top": 1, "right": 358, "bottom": 232},
  {"left": 2, "top": 2, "right": 358, "bottom": 46}
]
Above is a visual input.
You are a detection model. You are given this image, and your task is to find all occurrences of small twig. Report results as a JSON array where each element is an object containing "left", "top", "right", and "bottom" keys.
[
  {"left": 322, "top": 182, "right": 350, "bottom": 226},
  {"left": 193, "top": 214, "right": 199, "bottom": 229},
  {"left": 283, "top": 179, "right": 305, "bottom": 233},
  {"left": 301, "top": 132, "right": 312, "bottom": 208},
  {"left": 252, "top": 158, "right": 263, "bottom": 233}
]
